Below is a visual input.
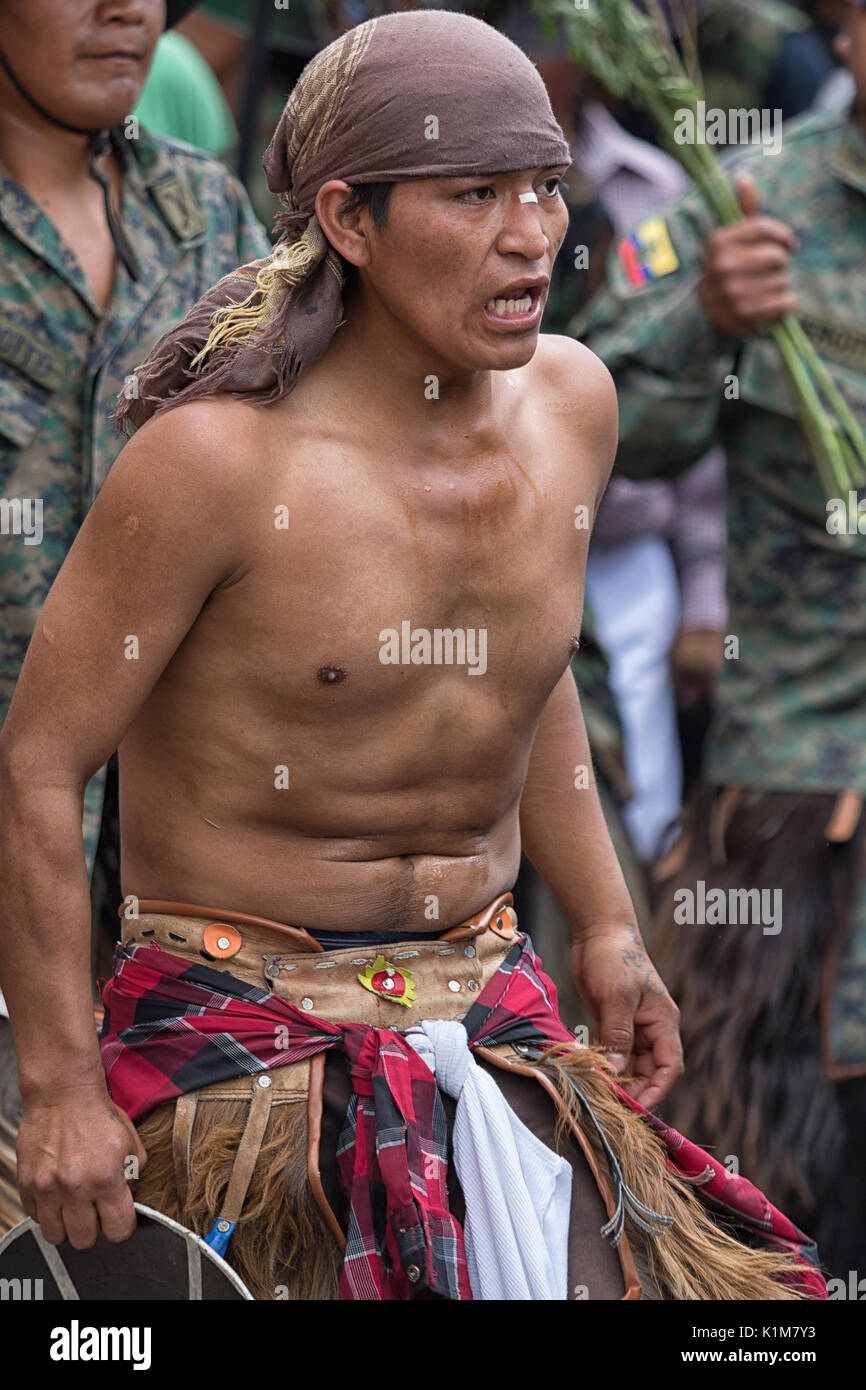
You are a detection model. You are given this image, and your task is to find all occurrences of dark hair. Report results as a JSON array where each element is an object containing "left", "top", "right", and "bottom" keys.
[{"left": 340, "top": 181, "right": 395, "bottom": 229}]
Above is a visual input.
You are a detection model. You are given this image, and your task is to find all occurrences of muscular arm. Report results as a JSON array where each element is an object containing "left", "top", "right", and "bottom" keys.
[
  {"left": 0, "top": 400, "right": 249, "bottom": 1245},
  {"left": 519, "top": 338, "right": 683, "bottom": 1107},
  {"left": 520, "top": 668, "right": 682, "bottom": 1108},
  {"left": 519, "top": 669, "right": 634, "bottom": 935},
  {"left": 519, "top": 340, "right": 626, "bottom": 924}
]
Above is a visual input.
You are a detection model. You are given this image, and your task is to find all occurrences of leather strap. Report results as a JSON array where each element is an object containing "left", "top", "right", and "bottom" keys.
[
  {"left": 439, "top": 891, "right": 514, "bottom": 941},
  {"left": 125, "top": 891, "right": 516, "bottom": 949},
  {"left": 126, "top": 900, "right": 325, "bottom": 953},
  {"left": 171, "top": 1093, "right": 198, "bottom": 1208},
  {"left": 306, "top": 1053, "right": 347, "bottom": 1253},
  {"left": 218, "top": 1076, "right": 275, "bottom": 1225}
]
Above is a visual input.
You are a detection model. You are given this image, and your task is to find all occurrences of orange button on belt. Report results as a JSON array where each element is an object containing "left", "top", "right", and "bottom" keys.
[
  {"left": 203, "top": 923, "right": 243, "bottom": 958},
  {"left": 490, "top": 908, "right": 516, "bottom": 940}
]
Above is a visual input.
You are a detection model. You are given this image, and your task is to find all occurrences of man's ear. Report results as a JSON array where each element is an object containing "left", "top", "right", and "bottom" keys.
[{"left": 315, "top": 180, "right": 373, "bottom": 270}]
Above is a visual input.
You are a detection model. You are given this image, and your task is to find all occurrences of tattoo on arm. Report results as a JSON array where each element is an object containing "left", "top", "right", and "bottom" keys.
[
  {"left": 642, "top": 969, "right": 666, "bottom": 998},
  {"left": 622, "top": 923, "right": 666, "bottom": 997}
]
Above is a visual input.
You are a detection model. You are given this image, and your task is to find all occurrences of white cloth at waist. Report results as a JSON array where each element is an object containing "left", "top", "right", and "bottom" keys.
[{"left": 405, "top": 1018, "right": 572, "bottom": 1301}]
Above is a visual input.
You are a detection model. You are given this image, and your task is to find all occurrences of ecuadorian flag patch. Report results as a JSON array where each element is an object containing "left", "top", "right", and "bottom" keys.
[{"left": 618, "top": 216, "right": 680, "bottom": 287}]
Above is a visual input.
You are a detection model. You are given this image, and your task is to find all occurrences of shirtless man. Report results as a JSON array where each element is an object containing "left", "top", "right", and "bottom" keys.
[{"left": 0, "top": 10, "right": 683, "bottom": 1263}]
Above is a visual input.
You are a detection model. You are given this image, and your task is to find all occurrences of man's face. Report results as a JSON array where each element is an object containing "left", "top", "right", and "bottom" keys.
[
  {"left": 0, "top": 0, "right": 164, "bottom": 130},
  {"left": 357, "top": 167, "right": 570, "bottom": 374}
]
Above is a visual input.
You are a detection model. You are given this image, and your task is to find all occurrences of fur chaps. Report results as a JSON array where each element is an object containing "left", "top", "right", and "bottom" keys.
[
  {"left": 652, "top": 787, "right": 866, "bottom": 1260},
  {"left": 132, "top": 1042, "right": 813, "bottom": 1300}
]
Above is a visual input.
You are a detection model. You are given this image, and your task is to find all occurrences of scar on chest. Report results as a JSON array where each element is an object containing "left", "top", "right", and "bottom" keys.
[{"left": 318, "top": 664, "right": 348, "bottom": 685}]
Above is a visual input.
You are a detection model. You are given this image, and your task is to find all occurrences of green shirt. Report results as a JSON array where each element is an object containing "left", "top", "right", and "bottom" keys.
[
  {"left": 580, "top": 106, "right": 866, "bottom": 799},
  {"left": 0, "top": 126, "right": 270, "bottom": 861},
  {"left": 134, "top": 31, "right": 237, "bottom": 157}
]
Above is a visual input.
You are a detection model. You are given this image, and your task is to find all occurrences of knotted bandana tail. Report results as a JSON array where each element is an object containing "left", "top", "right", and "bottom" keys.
[{"left": 190, "top": 219, "right": 334, "bottom": 369}]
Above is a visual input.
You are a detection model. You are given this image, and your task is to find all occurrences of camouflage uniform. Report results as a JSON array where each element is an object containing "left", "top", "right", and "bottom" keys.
[
  {"left": 578, "top": 104, "right": 866, "bottom": 1074},
  {"left": 0, "top": 126, "right": 271, "bottom": 872}
]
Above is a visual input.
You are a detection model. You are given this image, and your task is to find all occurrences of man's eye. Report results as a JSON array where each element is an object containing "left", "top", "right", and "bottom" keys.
[
  {"left": 540, "top": 176, "right": 564, "bottom": 197},
  {"left": 458, "top": 186, "right": 495, "bottom": 204}
]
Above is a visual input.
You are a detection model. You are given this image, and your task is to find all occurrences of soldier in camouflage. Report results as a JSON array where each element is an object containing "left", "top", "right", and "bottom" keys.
[
  {"left": 0, "top": 0, "right": 270, "bottom": 872},
  {"left": 0, "top": 0, "right": 269, "bottom": 1234},
  {"left": 578, "top": 2, "right": 866, "bottom": 1272}
]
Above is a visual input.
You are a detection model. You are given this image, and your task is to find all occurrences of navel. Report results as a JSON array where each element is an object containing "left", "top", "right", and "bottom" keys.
[{"left": 318, "top": 664, "right": 347, "bottom": 685}]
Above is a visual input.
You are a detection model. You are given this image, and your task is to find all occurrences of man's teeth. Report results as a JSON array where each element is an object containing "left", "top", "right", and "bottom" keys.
[{"left": 486, "top": 293, "right": 533, "bottom": 316}]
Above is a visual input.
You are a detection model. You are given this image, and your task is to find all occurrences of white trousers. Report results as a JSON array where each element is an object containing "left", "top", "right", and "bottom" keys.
[{"left": 585, "top": 535, "right": 682, "bottom": 862}]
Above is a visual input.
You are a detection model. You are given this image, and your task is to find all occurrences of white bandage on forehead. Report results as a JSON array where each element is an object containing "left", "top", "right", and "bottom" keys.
[{"left": 518, "top": 191, "right": 539, "bottom": 204}]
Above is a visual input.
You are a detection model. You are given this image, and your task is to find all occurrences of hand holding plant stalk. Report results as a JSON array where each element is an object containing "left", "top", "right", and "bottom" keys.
[{"left": 532, "top": 0, "right": 866, "bottom": 506}]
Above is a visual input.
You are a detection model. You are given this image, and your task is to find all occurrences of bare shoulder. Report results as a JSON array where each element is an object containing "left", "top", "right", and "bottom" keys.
[
  {"left": 524, "top": 334, "right": 618, "bottom": 495},
  {"left": 532, "top": 333, "right": 617, "bottom": 421},
  {"left": 90, "top": 396, "right": 278, "bottom": 581},
  {"left": 112, "top": 396, "right": 269, "bottom": 497}
]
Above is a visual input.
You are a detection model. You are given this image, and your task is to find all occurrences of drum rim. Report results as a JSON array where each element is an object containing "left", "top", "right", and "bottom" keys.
[{"left": 0, "top": 1201, "right": 254, "bottom": 1300}]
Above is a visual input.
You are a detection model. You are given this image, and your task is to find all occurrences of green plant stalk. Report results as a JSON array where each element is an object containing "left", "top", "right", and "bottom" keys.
[
  {"left": 681, "top": 141, "right": 865, "bottom": 487},
  {"left": 839, "top": 441, "right": 862, "bottom": 507},
  {"left": 783, "top": 316, "right": 866, "bottom": 471},
  {"left": 771, "top": 321, "right": 848, "bottom": 500},
  {"left": 535, "top": 0, "right": 866, "bottom": 499},
  {"left": 616, "top": 97, "right": 854, "bottom": 491}
]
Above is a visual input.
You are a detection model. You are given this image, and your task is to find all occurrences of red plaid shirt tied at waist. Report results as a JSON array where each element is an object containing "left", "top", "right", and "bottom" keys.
[{"left": 100, "top": 933, "right": 826, "bottom": 1300}]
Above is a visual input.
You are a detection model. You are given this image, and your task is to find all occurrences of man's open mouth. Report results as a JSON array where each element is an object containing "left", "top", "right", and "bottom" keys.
[
  {"left": 482, "top": 280, "right": 547, "bottom": 321},
  {"left": 485, "top": 292, "right": 534, "bottom": 317}
]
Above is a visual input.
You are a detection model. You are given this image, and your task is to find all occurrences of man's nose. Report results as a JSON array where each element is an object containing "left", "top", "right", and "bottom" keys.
[
  {"left": 496, "top": 192, "right": 550, "bottom": 260},
  {"left": 96, "top": 0, "right": 163, "bottom": 27}
]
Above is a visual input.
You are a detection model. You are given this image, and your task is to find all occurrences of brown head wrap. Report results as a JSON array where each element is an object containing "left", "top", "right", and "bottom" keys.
[{"left": 115, "top": 9, "right": 570, "bottom": 432}]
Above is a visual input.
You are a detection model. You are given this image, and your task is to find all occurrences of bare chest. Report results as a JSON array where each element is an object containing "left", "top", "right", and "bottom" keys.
[{"left": 163, "top": 435, "right": 592, "bottom": 730}]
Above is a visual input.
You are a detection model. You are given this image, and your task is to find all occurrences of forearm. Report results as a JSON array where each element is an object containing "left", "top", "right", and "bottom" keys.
[
  {"left": 519, "top": 669, "right": 636, "bottom": 940},
  {"left": 0, "top": 753, "right": 105, "bottom": 1104}
]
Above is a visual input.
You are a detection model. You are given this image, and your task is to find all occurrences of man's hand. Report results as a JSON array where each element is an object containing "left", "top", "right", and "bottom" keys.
[
  {"left": 570, "top": 922, "right": 683, "bottom": 1111},
  {"left": 671, "top": 626, "right": 724, "bottom": 709},
  {"left": 698, "top": 174, "right": 799, "bottom": 336},
  {"left": 17, "top": 1081, "right": 146, "bottom": 1249}
]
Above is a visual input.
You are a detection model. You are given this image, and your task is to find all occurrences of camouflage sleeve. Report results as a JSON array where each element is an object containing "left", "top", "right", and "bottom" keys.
[{"left": 574, "top": 189, "right": 739, "bottom": 481}]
